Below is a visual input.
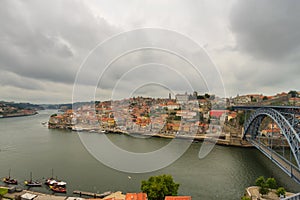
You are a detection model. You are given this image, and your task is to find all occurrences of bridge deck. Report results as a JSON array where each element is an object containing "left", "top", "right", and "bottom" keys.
[
  {"left": 251, "top": 140, "right": 300, "bottom": 184},
  {"left": 232, "top": 105, "right": 300, "bottom": 110}
]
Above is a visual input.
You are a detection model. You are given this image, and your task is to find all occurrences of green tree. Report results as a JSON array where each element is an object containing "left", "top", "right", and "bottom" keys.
[
  {"left": 288, "top": 90, "right": 298, "bottom": 98},
  {"left": 204, "top": 93, "right": 210, "bottom": 99},
  {"left": 174, "top": 116, "right": 181, "bottom": 121},
  {"left": 241, "top": 196, "right": 251, "bottom": 200},
  {"left": 255, "top": 176, "right": 269, "bottom": 195},
  {"left": 197, "top": 95, "right": 205, "bottom": 99},
  {"left": 276, "top": 187, "right": 286, "bottom": 197},
  {"left": 255, "top": 176, "right": 265, "bottom": 187},
  {"left": 263, "top": 96, "right": 268, "bottom": 101},
  {"left": 0, "top": 188, "right": 8, "bottom": 200},
  {"left": 259, "top": 186, "right": 269, "bottom": 195},
  {"left": 266, "top": 177, "right": 277, "bottom": 189},
  {"left": 141, "top": 174, "right": 179, "bottom": 200}
]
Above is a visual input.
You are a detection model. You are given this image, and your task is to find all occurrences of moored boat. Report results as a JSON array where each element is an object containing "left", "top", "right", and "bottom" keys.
[
  {"left": 45, "top": 177, "right": 56, "bottom": 186},
  {"left": 50, "top": 184, "right": 67, "bottom": 193},
  {"left": 25, "top": 180, "right": 42, "bottom": 187},
  {"left": 24, "top": 172, "right": 42, "bottom": 187},
  {"left": 2, "top": 169, "right": 18, "bottom": 185},
  {"left": 45, "top": 169, "right": 67, "bottom": 193},
  {"left": 45, "top": 177, "right": 67, "bottom": 187},
  {"left": 3, "top": 177, "right": 18, "bottom": 185}
]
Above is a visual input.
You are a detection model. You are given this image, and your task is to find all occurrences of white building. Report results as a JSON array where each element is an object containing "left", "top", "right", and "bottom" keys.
[{"left": 175, "top": 93, "right": 189, "bottom": 104}]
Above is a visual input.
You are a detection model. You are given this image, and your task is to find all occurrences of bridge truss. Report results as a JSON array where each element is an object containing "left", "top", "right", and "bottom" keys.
[{"left": 234, "top": 106, "right": 300, "bottom": 183}]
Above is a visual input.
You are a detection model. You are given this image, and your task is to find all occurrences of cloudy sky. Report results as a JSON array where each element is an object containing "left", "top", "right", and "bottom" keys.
[{"left": 0, "top": 0, "right": 299, "bottom": 103}]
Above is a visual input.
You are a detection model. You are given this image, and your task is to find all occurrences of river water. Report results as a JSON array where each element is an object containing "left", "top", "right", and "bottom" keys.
[{"left": 0, "top": 110, "right": 299, "bottom": 199}]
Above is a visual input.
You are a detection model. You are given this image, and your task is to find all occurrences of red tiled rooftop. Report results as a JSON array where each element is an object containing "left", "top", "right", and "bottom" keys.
[
  {"left": 125, "top": 193, "right": 147, "bottom": 200},
  {"left": 210, "top": 110, "right": 227, "bottom": 118},
  {"left": 165, "top": 196, "right": 191, "bottom": 200}
]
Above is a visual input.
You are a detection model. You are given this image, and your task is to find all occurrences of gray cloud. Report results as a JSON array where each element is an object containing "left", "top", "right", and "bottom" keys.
[
  {"left": 0, "top": 0, "right": 119, "bottom": 85},
  {"left": 230, "top": 0, "right": 300, "bottom": 61},
  {"left": 222, "top": 0, "right": 300, "bottom": 96},
  {"left": 0, "top": 71, "right": 43, "bottom": 90},
  {"left": 0, "top": 0, "right": 299, "bottom": 103}
]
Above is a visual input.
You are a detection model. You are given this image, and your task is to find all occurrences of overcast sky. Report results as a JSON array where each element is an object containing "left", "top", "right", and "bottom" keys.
[{"left": 0, "top": 0, "right": 299, "bottom": 103}]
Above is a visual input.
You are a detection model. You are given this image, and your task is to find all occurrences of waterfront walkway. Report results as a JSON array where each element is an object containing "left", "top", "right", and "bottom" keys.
[{"left": 246, "top": 186, "right": 295, "bottom": 200}]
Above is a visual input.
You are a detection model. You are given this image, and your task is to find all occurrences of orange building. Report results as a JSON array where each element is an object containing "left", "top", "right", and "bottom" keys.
[
  {"left": 125, "top": 193, "right": 147, "bottom": 200},
  {"left": 165, "top": 196, "right": 192, "bottom": 200}
]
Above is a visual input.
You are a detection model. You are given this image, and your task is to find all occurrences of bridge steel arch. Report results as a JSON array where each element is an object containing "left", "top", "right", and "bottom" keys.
[{"left": 243, "top": 108, "right": 300, "bottom": 168}]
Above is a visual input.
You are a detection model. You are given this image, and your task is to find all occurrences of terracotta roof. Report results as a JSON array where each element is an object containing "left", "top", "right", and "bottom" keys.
[
  {"left": 210, "top": 110, "right": 227, "bottom": 118},
  {"left": 125, "top": 193, "right": 147, "bottom": 200},
  {"left": 165, "top": 196, "right": 192, "bottom": 200}
]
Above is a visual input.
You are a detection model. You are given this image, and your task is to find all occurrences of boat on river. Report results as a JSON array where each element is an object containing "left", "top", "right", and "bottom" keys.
[
  {"left": 50, "top": 184, "right": 67, "bottom": 193},
  {"left": 3, "top": 177, "right": 18, "bottom": 185},
  {"left": 45, "top": 169, "right": 67, "bottom": 193},
  {"left": 3, "top": 169, "right": 18, "bottom": 185},
  {"left": 24, "top": 172, "right": 42, "bottom": 187},
  {"left": 48, "top": 180, "right": 67, "bottom": 193}
]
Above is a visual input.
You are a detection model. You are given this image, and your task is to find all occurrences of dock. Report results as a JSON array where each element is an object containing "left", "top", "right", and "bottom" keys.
[{"left": 73, "top": 190, "right": 112, "bottom": 198}]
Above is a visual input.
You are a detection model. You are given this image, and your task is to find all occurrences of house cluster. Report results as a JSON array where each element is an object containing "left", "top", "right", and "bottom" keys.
[
  {"left": 48, "top": 93, "right": 230, "bottom": 135},
  {"left": 48, "top": 91, "right": 300, "bottom": 135},
  {"left": 0, "top": 102, "right": 37, "bottom": 118},
  {"left": 228, "top": 91, "right": 300, "bottom": 106}
]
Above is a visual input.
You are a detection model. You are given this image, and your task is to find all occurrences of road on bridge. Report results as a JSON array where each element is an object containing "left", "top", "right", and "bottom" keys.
[{"left": 252, "top": 140, "right": 300, "bottom": 184}]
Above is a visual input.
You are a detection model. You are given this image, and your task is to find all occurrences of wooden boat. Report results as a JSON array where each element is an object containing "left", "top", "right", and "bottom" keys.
[
  {"left": 45, "top": 168, "right": 56, "bottom": 185},
  {"left": 45, "top": 169, "right": 67, "bottom": 193},
  {"left": 2, "top": 169, "right": 18, "bottom": 185},
  {"left": 3, "top": 177, "right": 18, "bottom": 185},
  {"left": 25, "top": 180, "right": 42, "bottom": 187},
  {"left": 50, "top": 184, "right": 67, "bottom": 193},
  {"left": 24, "top": 172, "right": 42, "bottom": 187}
]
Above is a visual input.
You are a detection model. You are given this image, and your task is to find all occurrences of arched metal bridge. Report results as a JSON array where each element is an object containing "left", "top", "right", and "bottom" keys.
[{"left": 233, "top": 106, "right": 300, "bottom": 184}]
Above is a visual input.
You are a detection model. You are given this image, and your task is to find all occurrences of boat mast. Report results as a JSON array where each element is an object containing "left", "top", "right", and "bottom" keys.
[{"left": 51, "top": 168, "right": 54, "bottom": 178}]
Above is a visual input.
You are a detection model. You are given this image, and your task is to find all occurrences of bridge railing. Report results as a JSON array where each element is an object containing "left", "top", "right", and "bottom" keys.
[
  {"left": 282, "top": 193, "right": 300, "bottom": 200},
  {"left": 250, "top": 138, "right": 300, "bottom": 184}
]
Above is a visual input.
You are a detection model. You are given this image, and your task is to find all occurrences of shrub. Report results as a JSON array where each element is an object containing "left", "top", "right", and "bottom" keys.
[
  {"left": 266, "top": 177, "right": 277, "bottom": 189},
  {"left": 259, "top": 185, "right": 269, "bottom": 195},
  {"left": 276, "top": 187, "right": 286, "bottom": 197},
  {"left": 255, "top": 176, "right": 265, "bottom": 187},
  {"left": 241, "top": 196, "right": 251, "bottom": 200}
]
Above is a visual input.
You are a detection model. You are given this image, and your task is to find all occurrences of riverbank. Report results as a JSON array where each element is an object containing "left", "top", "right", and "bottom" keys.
[
  {"left": 0, "top": 112, "right": 38, "bottom": 119},
  {"left": 67, "top": 126, "right": 253, "bottom": 148},
  {"left": 0, "top": 186, "right": 122, "bottom": 200},
  {"left": 244, "top": 186, "right": 296, "bottom": 200}
]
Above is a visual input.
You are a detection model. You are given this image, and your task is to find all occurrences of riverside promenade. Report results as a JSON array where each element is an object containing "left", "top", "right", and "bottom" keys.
[
  {"left": 1, "top": 187, "right": 122, "bottom": 200},
  {"left": 245, "top": 186, "right": 295, "bottom": 200},
  {"left": 102, "top": 128, "right": 253, "bottom": 148}
]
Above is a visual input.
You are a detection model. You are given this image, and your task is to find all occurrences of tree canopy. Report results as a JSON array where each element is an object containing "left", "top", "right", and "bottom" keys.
[
  {"left": 255, "top": 176, "right": 281, "bottom": 196},
  {"left": 288, "top": 90, "right": 298, "bottom": 98},
  {"left": 266, "top": 177, "right": 277, "bottom": 189},
  {"left": 0, "top": 187, "right": 8, "bottom": 198},
  {"left": 255, "top": 176, "right": 269, "bottom": 195},
  {"left": 255, "top": 176, "right": 265, "bottom": 187},
  {"left": 141, "top": 174, "right": 179, "bottom": 200},
  {"left": 276, "top": 187, "right": 286, "bottom": 197}
]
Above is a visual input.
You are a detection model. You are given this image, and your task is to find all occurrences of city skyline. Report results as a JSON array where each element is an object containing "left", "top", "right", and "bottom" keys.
[{"left": 0, "top": 0, "right": 299, "bottom": 104}]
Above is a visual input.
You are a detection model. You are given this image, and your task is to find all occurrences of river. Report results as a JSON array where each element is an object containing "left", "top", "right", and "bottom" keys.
[{"left": 0, "top": 110, "right": 299, "bottom": 199}]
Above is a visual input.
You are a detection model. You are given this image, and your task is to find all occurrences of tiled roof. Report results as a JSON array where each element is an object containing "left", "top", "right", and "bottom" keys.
[
  {"left": 165, "top": 196, "right": 192, "bottom": 200},
  {"left": 125, "top": 193, "right": 147, "bottom": 200}
]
